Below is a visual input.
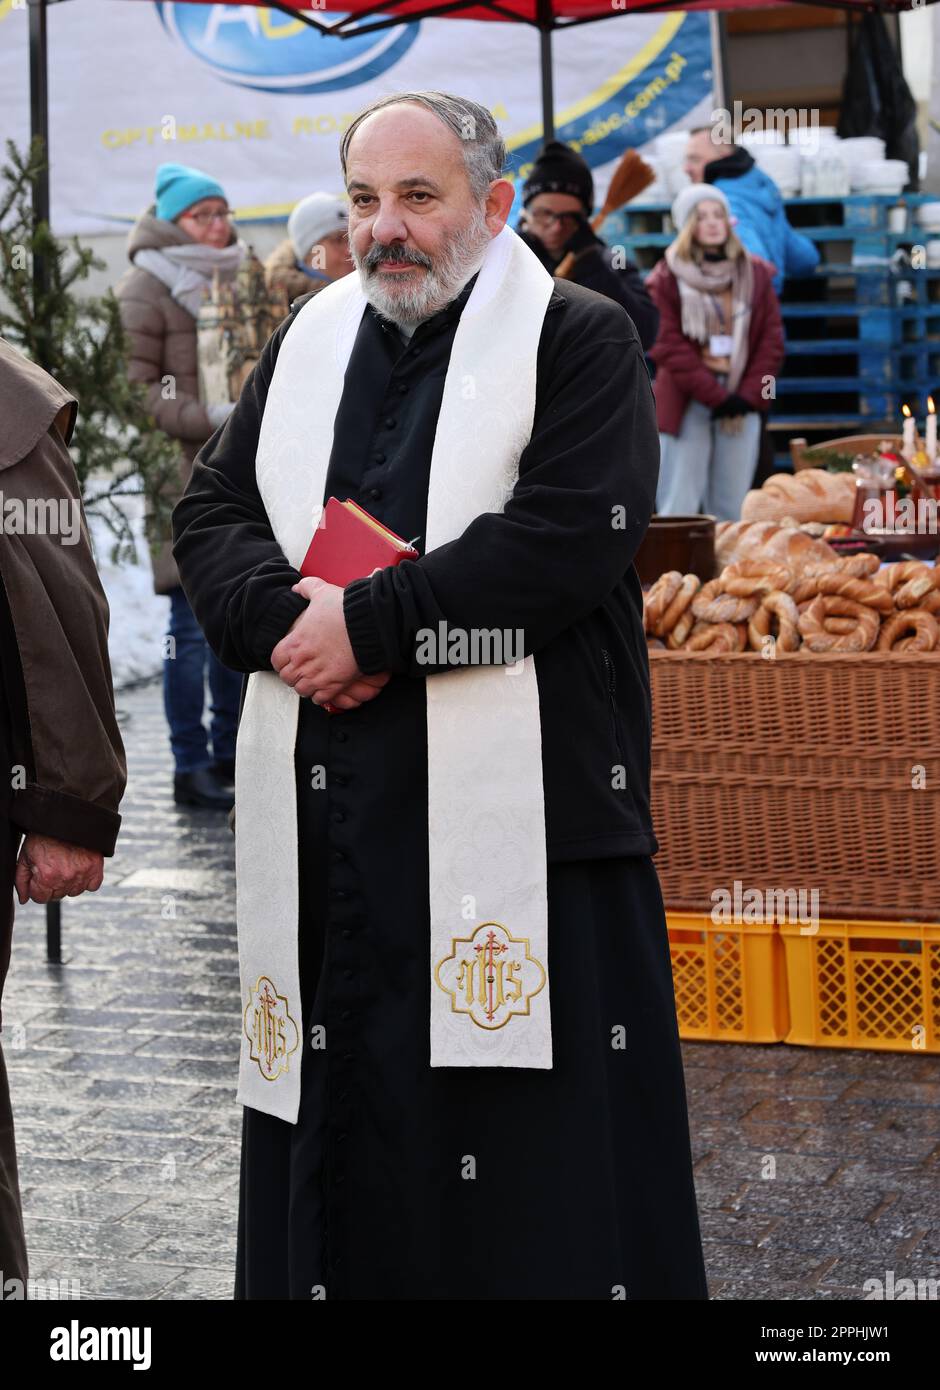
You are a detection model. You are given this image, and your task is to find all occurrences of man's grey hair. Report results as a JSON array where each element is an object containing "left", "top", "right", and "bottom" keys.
[{"left": 339, "top": 91, "right": 507, "bottom": 200}]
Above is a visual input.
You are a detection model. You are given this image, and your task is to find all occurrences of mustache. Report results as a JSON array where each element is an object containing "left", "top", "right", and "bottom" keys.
[{"left": 362, "top": 241, "right": 433, "bottom": 273}]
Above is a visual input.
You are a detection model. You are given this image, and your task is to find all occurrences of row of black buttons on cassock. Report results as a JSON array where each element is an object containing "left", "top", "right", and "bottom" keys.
[
  {"left": 322, "top": 719, "right": 359, "bottom": 1277},
  {"left": 319, "top": 335, "right": 426, "bottom": 1281}
]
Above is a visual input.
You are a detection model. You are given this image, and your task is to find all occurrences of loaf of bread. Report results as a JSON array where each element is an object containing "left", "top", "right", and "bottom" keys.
[
  {"left": 714, "top": 520, "right": 841, "bottom": 576},
  {"left": 741, "top": 469, "right": 856, "bottom": 525}
]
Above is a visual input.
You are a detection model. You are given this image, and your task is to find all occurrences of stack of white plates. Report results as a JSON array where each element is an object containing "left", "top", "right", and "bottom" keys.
[
  {"left": 653, "top": 129, "right": 692, "bottom": 197},
  {"left": 916, "top": 202, "right": 940, "bottom": 232},
  {"left": 838, "top": 136, "right": 887, "bottom": 186},
  {"left": 637, "top": 128, "right": 908, "bottom": 205},
  {"left": 799, "top": 146, "right": 851, "bottom": 197},
  {"left": 839, "top": 136, "right": 887, "bottom": 160},
  {"left": 655, "top": 129, "right": 691, "bottom": 164},
  {"left": 852, "top": 158, "right": 909, "bottom": 195},
  {"left": 753, "top": 144, "right": 803, "bottom": 196},
  {"left": 740, "top": 129, "right": 786, "bottom": 147}
]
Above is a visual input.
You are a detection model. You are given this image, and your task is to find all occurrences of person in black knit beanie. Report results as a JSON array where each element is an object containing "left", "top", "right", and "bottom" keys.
[{"left": 518, "top": 140, "right": 659, "bottom": 350}]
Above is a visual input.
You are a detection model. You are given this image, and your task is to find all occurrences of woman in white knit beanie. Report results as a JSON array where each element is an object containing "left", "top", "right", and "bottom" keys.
[{"left": 646, "top": 184, "right": 784, "bottom": 520}]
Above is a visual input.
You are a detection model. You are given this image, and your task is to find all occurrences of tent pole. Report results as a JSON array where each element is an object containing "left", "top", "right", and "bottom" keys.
[
  {"left": 540, "top": 29, "right": 554, "bottom": 142},
  {"left": 28, "top": 0, "right": 51, "bottom": 319},
  {"left": 28, "top": 0, "right": 60, "bottom": 966},
  {"left": 709, "top": 11, "right": 730, "bottom": 116},
  {"left": 537, "top": 0, "right": 554, "bottom": 142}
]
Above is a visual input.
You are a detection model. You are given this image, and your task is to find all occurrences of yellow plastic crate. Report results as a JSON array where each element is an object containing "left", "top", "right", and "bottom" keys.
[
  {"left": 667, "top": 912, "right": 789, "bottom": 1044},
  {"left": 781, "top": 918, "right": 940, "bottom": 1053}
]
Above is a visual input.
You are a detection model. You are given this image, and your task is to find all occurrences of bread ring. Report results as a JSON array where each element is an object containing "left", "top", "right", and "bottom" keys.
[
  {"left": 656, "top": 573, "right": 701, "bottom": 637},
  {"left": 895, "top": 569, "right": 940, "bottom": 610},
  {"left": 643, "top": 571, "right": 682, "bottom": 634},
  {"left": 666, "top": 609, "right": 695, "bottom": 649},
  {"left": 923, "top": 591, "right": 940, "bottom": 614},
  {"left": 873, "top": 561, "right": 929, "bottom": 591},
  {"left": 747, "top": 590, "right": 801, "bottom": 652},
  {"left": 796, "top": 598, "right": 855, "bottom": 633},
  {"left": 691, "top": 579, "right": 758, "bottom": 625},
  {"left": 790, "top": 575, "right": 822, "bottom": 603},
  {"left": 835, "top": 553, "right": 880, "bottom": 578},
  {"left": 721, "top": 560, "right": 793, "bottom": 598},
  {"left": 686, "top": 621, "right": 741, "bottom": 653},
  {"left": 876, "top": 609, "right": 940, "bottom": 652},
  {"left": 813, "top": 571, "right": 895, "bottom": 614},
  {"left": 798, "top": 595, "right": 880, "bottom": 652}
]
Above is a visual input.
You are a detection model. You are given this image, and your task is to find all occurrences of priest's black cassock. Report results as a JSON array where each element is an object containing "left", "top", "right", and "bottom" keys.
[{"left": 172, "top": 267, "right": 708, "bottom": 1301}]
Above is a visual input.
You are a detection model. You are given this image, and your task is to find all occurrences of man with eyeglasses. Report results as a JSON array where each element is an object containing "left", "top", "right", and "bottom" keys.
[
  {"left": 517, "top": 140, "right": 659, "bottom": 351},
  {"left": 116, "top": 163, "right": 247, "bottom": 811}
]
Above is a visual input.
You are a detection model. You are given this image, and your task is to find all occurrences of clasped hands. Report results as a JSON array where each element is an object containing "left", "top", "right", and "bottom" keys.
[
  {"left": 270, "top": 576, "right": 391, "bottom": 712},
  {"left": 711, "top": 393, "right": 752, "bottom": 436}
]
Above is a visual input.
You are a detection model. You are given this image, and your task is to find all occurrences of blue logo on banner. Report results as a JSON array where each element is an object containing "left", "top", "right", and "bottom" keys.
[{"left": 154, "top": 4, "right": 419, "bottom": 94}]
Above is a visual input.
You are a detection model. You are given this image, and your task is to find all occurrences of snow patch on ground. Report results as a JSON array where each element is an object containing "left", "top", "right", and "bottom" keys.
[{"left": 87, "top": 494, "right": 166, "bottom": 690}]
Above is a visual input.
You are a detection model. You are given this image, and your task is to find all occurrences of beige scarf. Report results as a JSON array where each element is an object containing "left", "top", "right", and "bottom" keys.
[{"left": 664, "top": 244, "right": 754, "bottom": 392}]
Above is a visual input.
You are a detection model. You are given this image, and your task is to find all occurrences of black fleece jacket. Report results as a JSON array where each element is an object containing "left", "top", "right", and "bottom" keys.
[
  {"left": 172, "top": 271, "right": 660, "bottom": 859},
  {"left": 516, "top": 226, "right": 660, "bottom": 352}
]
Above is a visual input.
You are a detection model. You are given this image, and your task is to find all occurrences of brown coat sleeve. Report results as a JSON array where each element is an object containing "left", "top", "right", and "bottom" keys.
[
  {"left": 0, "top": 423, "right": 126, "bottom": 855},
  {"left": 117, "top": 280, "right": 215, "bottom": 445}
]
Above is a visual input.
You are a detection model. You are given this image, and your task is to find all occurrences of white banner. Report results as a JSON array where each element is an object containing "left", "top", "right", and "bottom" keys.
[{"left": 1, "top": 1, "right": 713, "bottom": 234}]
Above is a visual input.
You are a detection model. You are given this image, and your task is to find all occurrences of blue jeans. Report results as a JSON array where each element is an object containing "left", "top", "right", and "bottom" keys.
[{"left": 163, "top": 587, "right": 243, "bottom": 774}]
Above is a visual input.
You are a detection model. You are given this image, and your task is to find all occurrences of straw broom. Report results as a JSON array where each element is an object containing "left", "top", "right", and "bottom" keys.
[{"left": 553, "top": 148, "right": 656, "bottom": 280}]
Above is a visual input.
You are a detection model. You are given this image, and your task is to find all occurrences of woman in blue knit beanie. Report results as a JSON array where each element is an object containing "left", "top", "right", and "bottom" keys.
[{"left": 115, "top": 163, "right": 247, "bottom": 810}]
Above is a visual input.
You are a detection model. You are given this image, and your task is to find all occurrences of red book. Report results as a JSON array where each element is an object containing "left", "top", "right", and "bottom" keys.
[
  {"left": 300, "top": 496, "right": 419, "bottom": 584},
  {"left": 299, "top": 498, "right": 419, "bottom": 713}
]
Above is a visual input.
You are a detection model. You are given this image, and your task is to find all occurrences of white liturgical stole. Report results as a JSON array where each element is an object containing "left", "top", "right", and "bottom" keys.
[{"left": 235, "top": 224, "right": 555, "bottom": 1122}]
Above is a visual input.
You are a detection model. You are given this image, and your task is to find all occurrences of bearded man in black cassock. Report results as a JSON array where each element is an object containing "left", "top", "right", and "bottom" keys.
[{"left": 173, "top": 90, "right": 708, "bottom": 1302}]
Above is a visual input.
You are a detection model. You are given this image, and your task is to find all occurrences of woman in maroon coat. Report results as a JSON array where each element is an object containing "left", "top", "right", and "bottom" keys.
[{"left": 647, "top": 184, "right": 784, "bottom": 520}]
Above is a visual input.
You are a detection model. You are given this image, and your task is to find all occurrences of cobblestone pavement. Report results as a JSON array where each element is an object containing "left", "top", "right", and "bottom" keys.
[{"left": 3, "top": 681, "right": 939, "bottom": 1301}]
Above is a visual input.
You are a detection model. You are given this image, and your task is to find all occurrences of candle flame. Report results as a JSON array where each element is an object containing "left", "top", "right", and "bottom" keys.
[
  {"left": 930, "top": 397, "right": 936, "bottom": 415},
  {"left": 902, "top": 404, "right": 912, "bottom": 418}
]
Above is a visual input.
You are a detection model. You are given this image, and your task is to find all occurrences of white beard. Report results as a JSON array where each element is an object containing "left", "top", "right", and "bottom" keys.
[{"left": 352, "top": 204, "right": 492, "bottom": 329}]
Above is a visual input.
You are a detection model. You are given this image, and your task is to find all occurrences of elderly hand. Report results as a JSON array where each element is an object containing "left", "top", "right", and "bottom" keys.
[
  {"left": 271, "top": 576, "right": 391, "bottom": 709},
  {"left": 15, "top": 834, "right": 104, "bottom": 905}
]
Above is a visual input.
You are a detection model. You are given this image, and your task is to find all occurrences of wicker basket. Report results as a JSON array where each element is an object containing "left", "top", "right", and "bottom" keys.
[{"left": 650, "top": 651, "right": 940, "bottom": 922}]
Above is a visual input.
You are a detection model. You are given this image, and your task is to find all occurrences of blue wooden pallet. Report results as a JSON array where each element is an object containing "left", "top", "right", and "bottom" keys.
[
  {"left": 804, "top": 265, "right": 940, "bottom": 308},
  {"left": 780, "top": 304, "right": 898, "bottom": 350},
  {"left": 614, "top": 193, "right": 930, "bottom": 445},
  {"left": 616, "top": 192, "right": 931, "bottom": 232}
]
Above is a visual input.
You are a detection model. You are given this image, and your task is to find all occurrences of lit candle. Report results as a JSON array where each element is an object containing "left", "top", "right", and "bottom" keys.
[
  {"left": 901, "top": 404, "right": 916, "bottom": 461},
  {"left": 927, "top": 398, "right": 937, "bottom": 464}
]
